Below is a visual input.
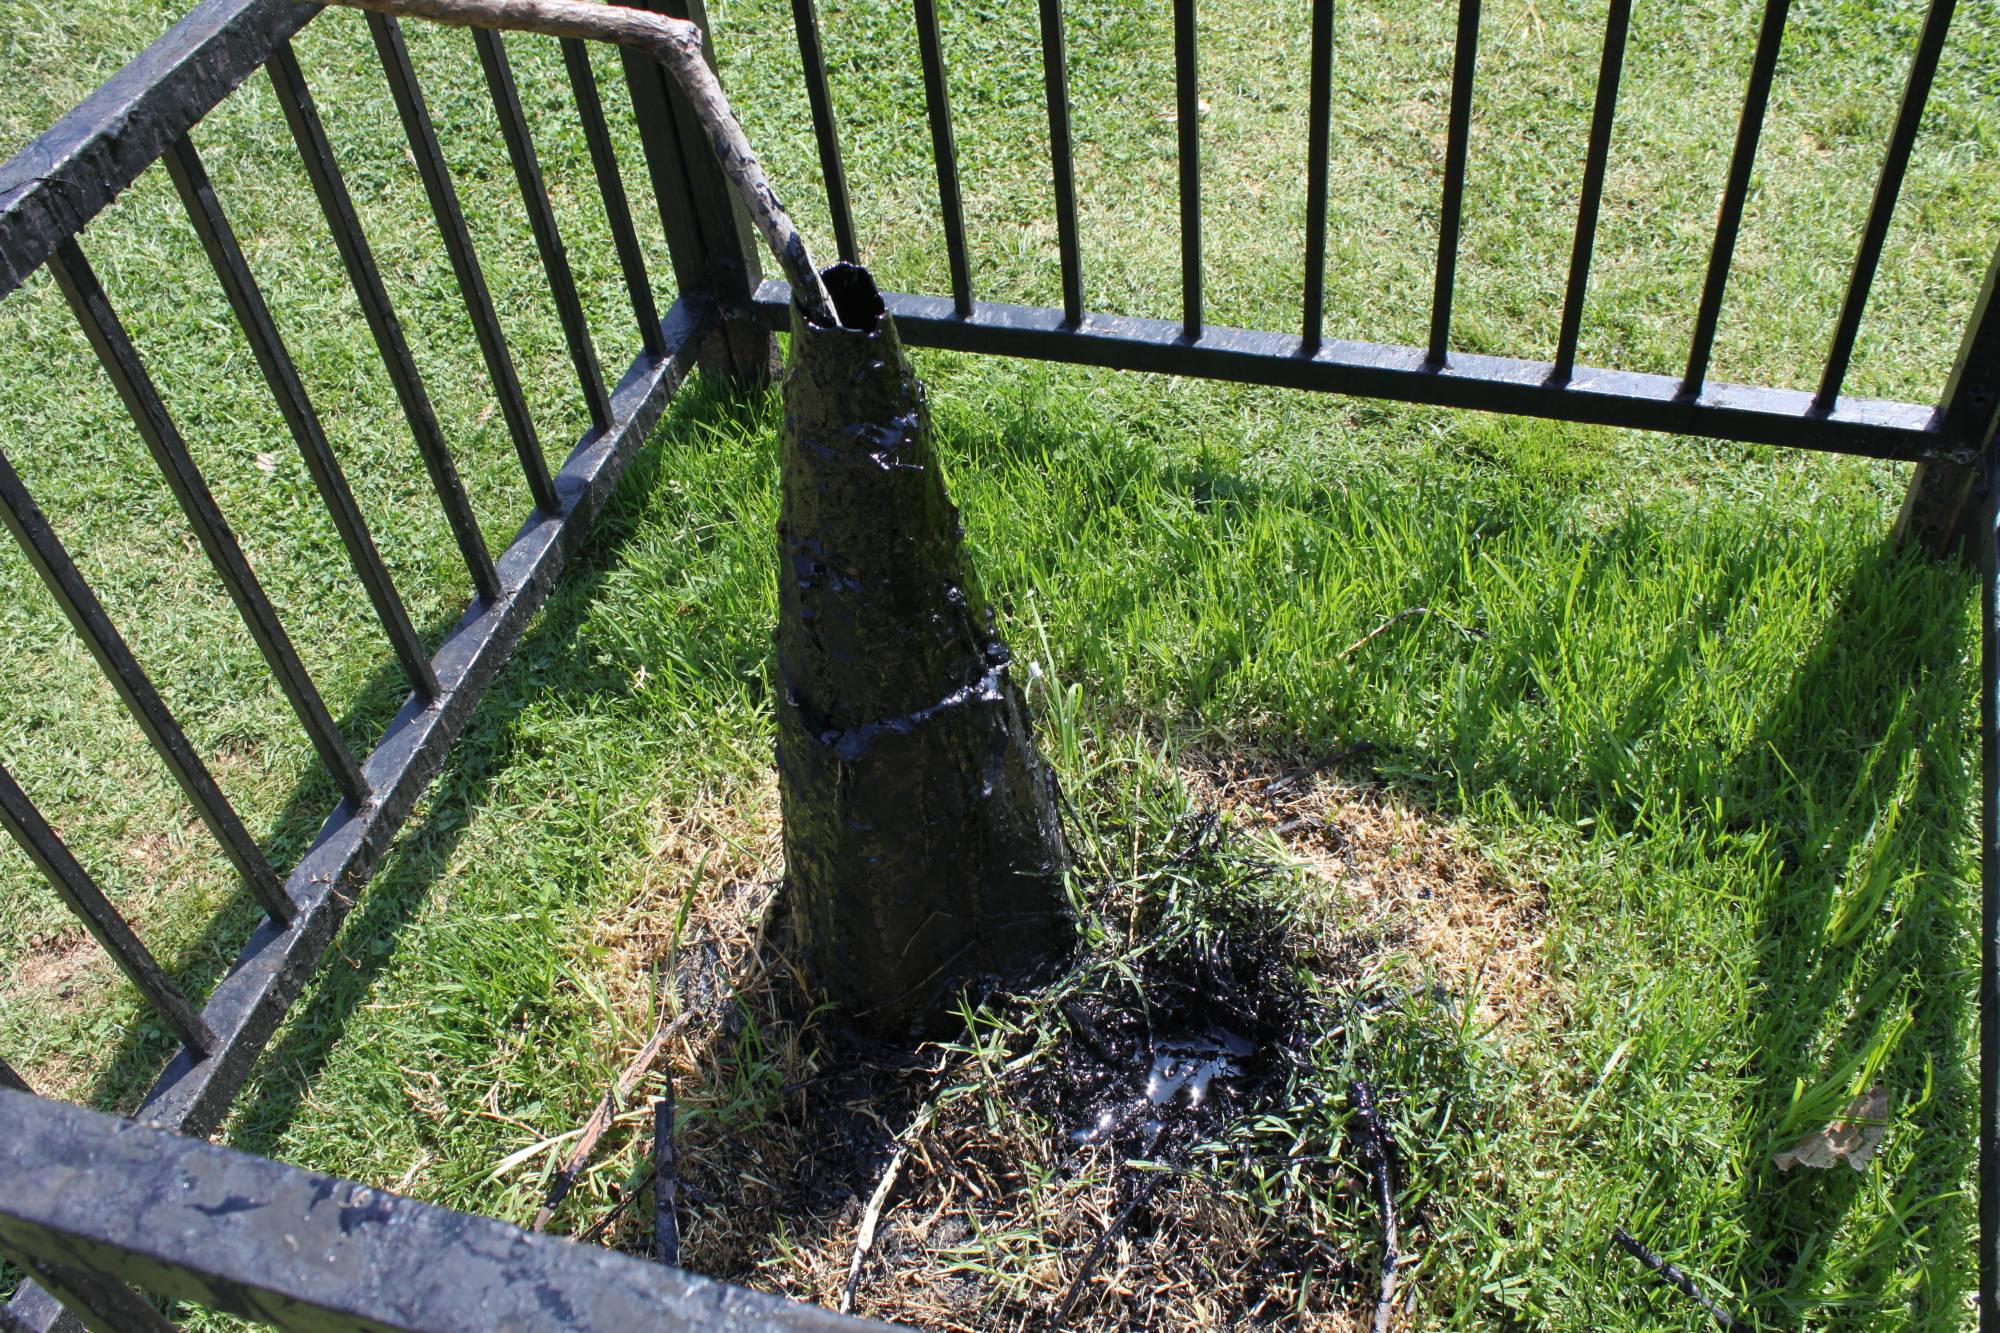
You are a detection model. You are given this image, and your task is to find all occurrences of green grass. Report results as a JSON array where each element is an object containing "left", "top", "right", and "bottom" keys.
[{"left": 1, "top": 0, "right": 1996, "bottom": 1326}]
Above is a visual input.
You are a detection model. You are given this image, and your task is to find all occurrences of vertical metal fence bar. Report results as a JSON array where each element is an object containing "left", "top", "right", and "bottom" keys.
[
  {"left": 1038, "top": 0, "right": 1084, "bottom": 328},
  {"left": 1814, "top": 0, "right": 1955, "bottom": 412},
  {"left": 46, "top": 239, "right": 370, "bottom": 812},
  {"left": 629, "top": 0, "right": 775, "bottom": 382},
  {"left": 1682, "top": 0, "right": 1790, "bottom": 397},
  {"left": 0, "top": 447, "right": 291, "bottom": 925},
  {"left": 791, "top": 0, "right": 858, "bottom": 266},
  {"left": 1428, "top": 0, "right": 1480, "bottom": 366},
  {"left": 914, "top": 0, "right": 973, "bottom": 318},
  {"left": 1941, "top": 249, "right": 2000, "bottom": 450},
  {"left": 0, "top": 763, "right": 216, "bottom": 1055},
  {"left": 560, "top": 38, "right": 666, "bottom": 359},
  {"left": 1893, "top": 241, "right": 2000, "bottom": 554},
  {"left": 162, "top": 136, "right": 440, "bottom": 702},
  {"left": 266, "top": 43, "right": 503, "bottom": 606},
  {"left": 1301, "top": 0, "right": 1335, "bottom": 351},
  {"left": 368, "top": 12, "right": 557, "bottom": 513},
  {"left": 1983, "top": 450, "right": 2000, "bottom": 1333},
  {"left": 1173, "top": 0, "right": 1202, "bottom": 340},
  {"left": 617, "top": 41, "right": 713, "bottom": 306},
  {"left": 1552, "top": 0, "right": 1629, "bottom": 384},
  {"left": 472, "top": 27, "right": 614, "bottom": 433}
]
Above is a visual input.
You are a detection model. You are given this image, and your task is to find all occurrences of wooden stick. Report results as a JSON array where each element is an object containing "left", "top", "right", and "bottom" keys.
[
  {"left": 1051, "top": 1175, "right": 1164, "bottom": 1328},
  {"left": 1339, "top": 607, "right": 1431, "bottom": 660},
  {"left": 319, "top": 0, "right": 840, "bottom": 326},
  {"left": 575, "top": 1183, "right": 641, "bottom": 1243},
  {"left": 530, "top": 1007, "right": 692, "bottom": 1231},
  {"left": 841, "top": 1098, "right": 937, "bottom": 1313},
  {"left": 1610, "top": 1225, "right": 1744, "bottom": 1331}
]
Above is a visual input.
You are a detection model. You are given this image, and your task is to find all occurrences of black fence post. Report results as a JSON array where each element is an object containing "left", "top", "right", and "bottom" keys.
[
  {"left": 620, "top": 0, "right": 779, "bottom": 387},
  {"left": 1893, "top": 241, "right": 2000, "bottom": 558}
]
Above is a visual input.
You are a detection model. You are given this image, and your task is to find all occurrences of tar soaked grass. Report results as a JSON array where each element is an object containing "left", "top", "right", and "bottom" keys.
[
  {"left": 675, "top": 761, "right": 1494, "bottom": 1327},
  {"left": 774, "top": 264, "right": 1069, "bottom": 1035}
]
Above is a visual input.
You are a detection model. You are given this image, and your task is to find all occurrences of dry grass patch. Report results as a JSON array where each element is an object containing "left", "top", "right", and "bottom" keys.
[
  {"left": 1182, "top": 750, "right": 1552, "bottom": 1034},
  {"left": 544, "top": 748, "right": 1519, "bottom": 1331},
  {"left": 6, "top": 926, "right": 103, "bottom": 1003},
  {"left": 589, "top": 774, "right": 784, "bottom": 1019},
  {"left": 4, "top": 927, "right": 111, "bottom": 1099}
]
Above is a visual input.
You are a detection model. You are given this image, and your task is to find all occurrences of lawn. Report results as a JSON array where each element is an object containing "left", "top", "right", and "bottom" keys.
[{"left": 1, "top": 0, "right": 1996, "bottom": 1327}]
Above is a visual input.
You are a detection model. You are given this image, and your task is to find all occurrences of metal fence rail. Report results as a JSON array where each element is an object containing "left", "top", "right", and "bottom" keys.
[
  {"left": 0, "top": 1089, "right": 871, "bottom": 1332},
  {"left": 1, "top": 0, "right": 1997, "bottom": 1326}
]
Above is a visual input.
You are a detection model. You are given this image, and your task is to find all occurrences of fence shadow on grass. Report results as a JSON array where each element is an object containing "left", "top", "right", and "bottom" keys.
[
  {"left": 1424, "top": 514, "right": 1974, "bottom": 1325},
  {"left": 1724, "top": 540, "right": 1976, "bottom": 1328},
  {"left": 223, "top": 374, "right": 778, "bottom": 1165},
  {"left": 71, "top": 631, "right": 448, "bottom": 1119}
]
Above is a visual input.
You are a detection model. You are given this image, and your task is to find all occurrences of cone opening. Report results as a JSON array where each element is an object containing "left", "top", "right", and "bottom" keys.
[{"left": 811, "top": 262, "right": 885, "bottom": 333}]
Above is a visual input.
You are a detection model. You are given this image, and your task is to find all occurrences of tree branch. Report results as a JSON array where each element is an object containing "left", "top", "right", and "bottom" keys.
[{"left": 319, "top": 0, "right": 840, "bottom": 326}]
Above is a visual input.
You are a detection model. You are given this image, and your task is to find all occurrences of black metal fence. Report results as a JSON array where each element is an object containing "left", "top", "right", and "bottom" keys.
[{"left": 0, "top": 0, "right": 1995, "bottom": 1327}]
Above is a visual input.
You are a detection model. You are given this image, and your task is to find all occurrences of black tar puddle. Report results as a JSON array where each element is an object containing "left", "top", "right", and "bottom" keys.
[{"left": 1029, "top": 812, "right": 1326, "bottom": 1172}]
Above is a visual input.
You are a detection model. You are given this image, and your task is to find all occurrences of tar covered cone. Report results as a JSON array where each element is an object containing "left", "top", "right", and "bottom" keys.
[{"left": 774, "top": 263, "right": 1071, "bottom": 1035}]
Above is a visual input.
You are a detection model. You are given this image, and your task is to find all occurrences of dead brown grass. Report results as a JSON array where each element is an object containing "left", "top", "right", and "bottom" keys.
[
  {"left": 1181, "top": 749, "right": 1553, "bottom": 1033},
  {"left": 6, "top": 926, "right": 102, "bottom": 1000},
  {"left": 589, "top": 772, "right": 785, "bottom": 1015},
  {"left": 1, "top": 927, "right": 103, "bottom": 1098},
  {"left": 560, "top": 750, "right": 1545, "bottom": 1331}
]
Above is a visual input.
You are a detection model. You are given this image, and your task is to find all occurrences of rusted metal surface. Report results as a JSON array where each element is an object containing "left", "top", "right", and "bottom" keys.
[{"left": 0, "top": 1090, "right": 878, "bottom": 1331}]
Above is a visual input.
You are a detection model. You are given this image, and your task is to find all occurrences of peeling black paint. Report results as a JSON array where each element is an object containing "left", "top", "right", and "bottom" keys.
[
  {"left": 0, "top": 1088, "right": 873, "bottom": 1330},
  {"left": 337, "top": 1199, "right": 394, "bottom": 1235},
  {"left": 189, "top": 1196, "right": 263, "bottom": 1219}
]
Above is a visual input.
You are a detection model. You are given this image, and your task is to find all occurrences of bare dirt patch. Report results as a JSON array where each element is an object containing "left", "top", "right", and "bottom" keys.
[
  {"left": 3, "top": 928, "right": 109, "bottom": 1100},
  {"left": 6, "top": 927, "right": 106, "bottom": 1003}
]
